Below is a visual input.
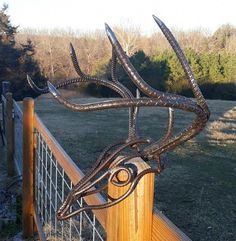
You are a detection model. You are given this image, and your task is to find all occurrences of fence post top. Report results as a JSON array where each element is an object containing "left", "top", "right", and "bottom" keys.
[
  {"left": 2, "top": 81, "right": 10, "bottom": 87},
  {"left": 2, "top": 81, "right": 10, "bottom": 96},
  {"left": 6, "top": 92, "right": 13, "bottom": 97},
  {"left": 23, "top": 97, "right": 35, "bottom": 106},
  {"left": 23, "top": 97, "right": 34, "bottom": 101}
]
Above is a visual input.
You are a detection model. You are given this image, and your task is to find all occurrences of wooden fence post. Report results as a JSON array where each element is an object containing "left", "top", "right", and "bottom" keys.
[
  {"left": 1, "top": 81, "right": 10, "bottom": 143},
  {"left": 2, "top": 81, "right": 10, "bottom": 95},
  {"left": 107, "top": 157, "right": 155, "bottom": 241},
  {"left": 6, "top": 92, "right": 14, "bottom": 176},
  {"left": 22, "top": 97, "right": 35, "bottom": 238}
]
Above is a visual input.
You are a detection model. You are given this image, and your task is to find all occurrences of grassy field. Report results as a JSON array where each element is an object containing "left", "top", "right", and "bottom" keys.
[{"left": 32, "top": 94, "right": 236, "bottom": 241}]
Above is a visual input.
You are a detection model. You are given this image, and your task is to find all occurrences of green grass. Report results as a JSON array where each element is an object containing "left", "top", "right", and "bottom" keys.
[{"left": 33, "top": 95, "right": 236, "bottom": 241}]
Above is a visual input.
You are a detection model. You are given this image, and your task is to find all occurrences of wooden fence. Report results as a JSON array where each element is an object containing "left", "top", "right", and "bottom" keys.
[{"left": 1, "top": 82, "right": 191, "bottom": 241}]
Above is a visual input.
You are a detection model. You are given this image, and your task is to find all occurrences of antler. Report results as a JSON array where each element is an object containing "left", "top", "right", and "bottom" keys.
[{"left": 105, "top": 17, "right": 210, "bottom": 159}]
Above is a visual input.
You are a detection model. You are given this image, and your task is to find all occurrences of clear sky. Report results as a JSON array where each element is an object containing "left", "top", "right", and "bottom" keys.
[{"left": 3, "top": 0, "right": 236, "bottom": 35}]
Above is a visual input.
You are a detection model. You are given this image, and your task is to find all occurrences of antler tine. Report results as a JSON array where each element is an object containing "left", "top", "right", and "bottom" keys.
[
  {"left": 134, "top": 88, "right": 141, "bottom": 119},
  {"left": 105, "top": 23, "right": 118, "bottom": 44},
  {"left": 111, "top": 47, "right": 119, "bottom": 82},
  {"left": 47, "top": 80, "right": 137, "bottom": 112},
  {"left": 27, "top": 75, "right": 49, "bottom": 94},
  {"left": 48, "top": 81, "right": 59, "bottom": 97},
  {"left": 143, "top": 107, "right": 174, "bottom": 156},
  {"left": 70, "top": 43, "right": 87, "bottom": 78},
  {"left": 129, "top": 88, "right": 140, "bottom": 141},
  {"left": 152, "top": 15, "right": 210, "bottom": 117},
  {"left": 111, "top": 46, "right": 138, "bottom": 141},
  {"left": 110, "top": 45, "right": 140, "bottom": 142},
  {"left": 162, "top": 107, "right": 174, "bottom": 144},
  {"left": 48, "top": 80, "right": 120, "bottom": 112},
  {"left": 71, "top": 42, "right": 116, "bottom": 84},
  {"left": 47, "top": 80, "right": 204, "bottom": 116}
]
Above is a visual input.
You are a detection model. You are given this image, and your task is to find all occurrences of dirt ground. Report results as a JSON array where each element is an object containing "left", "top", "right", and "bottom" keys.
[
  {"left": 0, "top": 145, "right": 22, "bottom": 240},
  {"left": 0, "top": 145, "right": 7, "bottom": 189}
]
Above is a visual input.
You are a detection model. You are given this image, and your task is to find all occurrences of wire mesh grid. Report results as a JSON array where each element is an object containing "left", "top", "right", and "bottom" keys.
[
  {"left": 34, "top": 129, "right": 106, "bottom": 241},
  {"left": 13, "top": 100, "right": 23, "bottom": 175}
]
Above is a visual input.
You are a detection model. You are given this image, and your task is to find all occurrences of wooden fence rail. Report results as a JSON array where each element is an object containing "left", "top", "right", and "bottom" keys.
[
  {"left": 1, "top": 81, "right": 191, "bottom": 241},
  {"left": 34, "top": 114, "right": 107, "bottom": 229}
]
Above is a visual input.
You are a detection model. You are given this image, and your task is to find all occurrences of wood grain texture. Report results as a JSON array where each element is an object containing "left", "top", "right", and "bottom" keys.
[
  {"left": 152, "top": 210, "right": 192, "bottom": 241},
  {"left": 22, "top": 98, "right": 34, "bottom": 238},
  {"left": 107, "top": 158, "right": 155, "bottom": 241}
]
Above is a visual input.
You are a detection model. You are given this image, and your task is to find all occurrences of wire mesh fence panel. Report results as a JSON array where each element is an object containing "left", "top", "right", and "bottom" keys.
[
  {"left": 13, "top": 100, "right": 23, "bottom": 175},
  {"left": 34, "top": 130, "right": 106, "bottom": 241}
]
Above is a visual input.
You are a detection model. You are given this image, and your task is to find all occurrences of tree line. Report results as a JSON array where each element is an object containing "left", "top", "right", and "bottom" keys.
[
  {"left": 1, "top": 4, "right": 236, "bottom": 100},
  {"left": 0, "top": 4, "right": 46, "bottom": 100}
]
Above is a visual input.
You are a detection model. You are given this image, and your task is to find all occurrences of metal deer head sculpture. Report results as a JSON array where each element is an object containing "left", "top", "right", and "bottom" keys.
[{"left": 28, "top": 15, "right": 210, "bottom": 220}]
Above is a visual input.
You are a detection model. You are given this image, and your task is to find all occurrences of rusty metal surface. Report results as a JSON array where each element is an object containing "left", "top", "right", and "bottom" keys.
[{"left": 28, "top": 15, "right": 210, "bottom": 220}]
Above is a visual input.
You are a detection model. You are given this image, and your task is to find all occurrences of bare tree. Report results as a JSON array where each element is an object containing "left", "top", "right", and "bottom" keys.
[{"left": 113, "top": 23, "right": 142, "bottom": 56}]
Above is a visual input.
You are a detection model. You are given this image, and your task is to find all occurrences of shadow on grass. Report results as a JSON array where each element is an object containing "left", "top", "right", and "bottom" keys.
[{"left": 155, "top": 102, "right": 236, "bottom": 241}]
